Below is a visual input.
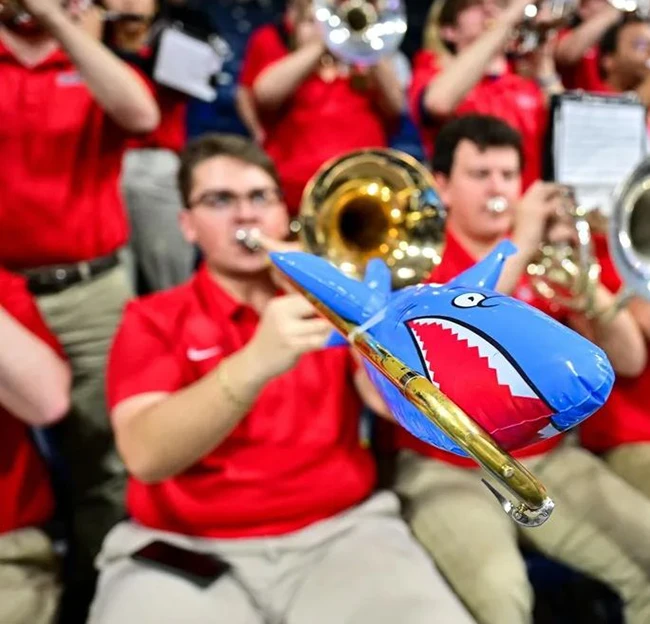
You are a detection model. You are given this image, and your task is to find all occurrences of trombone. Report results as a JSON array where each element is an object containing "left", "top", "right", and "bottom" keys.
[{"left": 236, "top": 148, "right": 555, "bottom": 527}]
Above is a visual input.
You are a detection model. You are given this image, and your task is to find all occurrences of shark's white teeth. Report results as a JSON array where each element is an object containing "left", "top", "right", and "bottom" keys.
[
  {"left": 410, "top": 331, "right": 440, "bottom": 388},
  {"left": 411, "top": 318, "right": 539, "bottom": 400}
]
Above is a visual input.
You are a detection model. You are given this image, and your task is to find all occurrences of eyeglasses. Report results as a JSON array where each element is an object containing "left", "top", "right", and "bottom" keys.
[{"left": 189, "top": 187, "right": 283, "bottom": 211}]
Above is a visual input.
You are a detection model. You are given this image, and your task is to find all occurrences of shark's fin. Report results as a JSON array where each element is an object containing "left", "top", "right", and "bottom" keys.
[
  {"left": 448, "top": 240, "right": 518, "bottom": 290},
  {"left": 322, "top": 258, "right": 392, "bottom": 347},
  {"left": 269, "top": 251, "right": 382, "bottom": 326},
  {"left": 363, "top": 258, "right": 392, "bottom": 298}
]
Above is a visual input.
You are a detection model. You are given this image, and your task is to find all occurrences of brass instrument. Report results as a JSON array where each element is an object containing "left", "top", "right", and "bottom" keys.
[
  {"left": 526, "top": 187, "right": 603, "bottom": 315},
  {"left": 523, "top": 161, "right": 650, "bottom": 319},
  {"left": 296, "top": 148, "right": 445, "bottom": 289},
  {"left": 236, "top": 148, "right": 556, "bottom": 526},
  {"left": 607, "top": 156, "right": 650, "bottom": 307},
  {"left": 312, "top": 0, "right": 407, "bottom": 65},
  {"left": 514, "top": 0, "right": 650, "bottom": 55}
]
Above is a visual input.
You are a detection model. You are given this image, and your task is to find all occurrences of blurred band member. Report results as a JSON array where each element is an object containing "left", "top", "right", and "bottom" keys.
[
  {"left": 0, "top": 268, "right": 71, "bottom": 624},
  {"left": 0, "top": 0, "right": 159, "bottom": 613},
  {"left": 598, "top": 15, "right": 650, "bottom": 108},
  {"left": 394, "top": 114, "right": 650, "bottom": 624},
  {"left": 100, "top": 0, "right": 195, "bottom": 294},
  {"left": 87, "top": 134, "right": 475, "bottom": 624},
  {"left": 238, "top": 0, "right": 404, "bottom": 214},
  {"left": 554, "top": 0, "right": 621, "bottom": 90},
  {"left": 580, "top": 235, "right": 650, "bottom": 499},
  {"left": 411, "top": 0, "right": 563, "bottom": 190}
]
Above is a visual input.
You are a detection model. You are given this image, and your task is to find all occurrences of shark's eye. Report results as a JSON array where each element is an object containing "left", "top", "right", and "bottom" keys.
[{"left": 452, "top": 292, "right": 486, "bottom": 308}]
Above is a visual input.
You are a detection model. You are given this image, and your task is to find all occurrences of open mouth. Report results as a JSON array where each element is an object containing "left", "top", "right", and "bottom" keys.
[{"left": 406, "top": 316, "right": 558, "bottom": 450}]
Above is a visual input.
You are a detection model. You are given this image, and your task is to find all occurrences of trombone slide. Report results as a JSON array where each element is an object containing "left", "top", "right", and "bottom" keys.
[{"left": 276, "top": 269, "right": 555, "bottom": 528}]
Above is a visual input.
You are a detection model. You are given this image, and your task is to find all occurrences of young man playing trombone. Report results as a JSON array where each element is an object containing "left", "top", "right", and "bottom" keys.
[
  {"left": 394, "top": 113, "right": 650, "bottom": 624},
  {"left": 87, "top": 133, "right": 475, "bottom": 624}
]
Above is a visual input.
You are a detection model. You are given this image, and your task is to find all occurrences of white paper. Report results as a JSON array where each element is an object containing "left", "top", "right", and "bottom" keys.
[
  {"left": 553, "top": 96, "right": 648, "bottom": 215},
  {"left": 153, "top": 28, "right": 224, "bottom": 102}
]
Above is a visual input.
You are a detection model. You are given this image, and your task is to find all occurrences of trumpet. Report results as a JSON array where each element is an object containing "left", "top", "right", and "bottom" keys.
[
  {"left": 313, "top": 0, "right": 408, "bottom": 65},
  {"left": 236, "top": 148, "right": 556, "bottom": 527},
  {"left": 512, "top": 0, "right": 650, "bottom": 56}
]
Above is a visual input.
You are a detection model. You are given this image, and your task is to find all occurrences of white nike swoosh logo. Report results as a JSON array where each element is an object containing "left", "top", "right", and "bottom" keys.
[{"left": 187, "top": 346, "right": 222, "bottom": 362}]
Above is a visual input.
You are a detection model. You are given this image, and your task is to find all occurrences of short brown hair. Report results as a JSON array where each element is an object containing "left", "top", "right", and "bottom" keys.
[{"left": 177, "top": 133, "right": 281, "bottom": 208}]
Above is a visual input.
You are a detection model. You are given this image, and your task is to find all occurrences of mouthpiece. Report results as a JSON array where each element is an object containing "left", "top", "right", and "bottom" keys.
[
  {"left": 235, "top": 228, "right": 262, "bottom": 252},
  {"left": 486, "top": 197, "right": 509, "bottom": 214}
]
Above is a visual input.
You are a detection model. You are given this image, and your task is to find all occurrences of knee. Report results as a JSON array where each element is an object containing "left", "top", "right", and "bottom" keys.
[{"left": 438, "top": 550, "right": 533, "bottom": 624}]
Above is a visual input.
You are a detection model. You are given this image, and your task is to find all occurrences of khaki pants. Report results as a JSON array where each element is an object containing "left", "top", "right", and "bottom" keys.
[
  {"left": 88, "top": 492, "right": 476, "bottom": 624},
  {"left": 36, "top": 263, "right": 133, "bottom": 581},
  {"left": 604, "top": 442, "right": 650, "bottom": 501},
  {"left": 0, "top": 528, "right": 61, "bottom": 624},
  {"left": 395, "top": 445, "right": 650, "bottom": 624}
]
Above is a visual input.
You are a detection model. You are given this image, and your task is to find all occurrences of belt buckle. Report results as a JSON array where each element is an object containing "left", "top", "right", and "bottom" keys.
[{"left": 78, "top": 261, "right": 92, "bottom": 282}]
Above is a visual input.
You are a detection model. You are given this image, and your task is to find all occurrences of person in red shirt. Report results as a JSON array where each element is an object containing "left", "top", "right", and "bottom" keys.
[
  {"left": 393, "top": 114, "right": 650, "bottom": 624},
  {"left": 98, "top": 0, "right": 194, "bottom": 294},
  {"left": 411, "top": 0, "right": 563, "bottom": 191},
  {"left": 597, "top": 14, "right": 650, "bottom": 106},
  {"left": 86, "top": 133, "right": 475, "bottom": 623},
  {"left": 238, "top": 0, "right": 404, "bottom": 215},
  {"left": 0, "top": 268, "right": 71, "bottom": 624},
  {"left": 554, "top": 0, "right": 621, "bottom": 91},
  {"left": 0, "top": 0, "right": 159, "bottom": 614},
  {"left": 580, "top": 234, "right": 650, "bottom": 499}
]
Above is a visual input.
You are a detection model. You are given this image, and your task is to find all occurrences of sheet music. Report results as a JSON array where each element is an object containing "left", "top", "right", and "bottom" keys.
[
  {"left": 153, "top": 28, "right": 224, "bottom": 102},
  {"left": 553, "top": 96, "right": 648, "bottom": 214}
]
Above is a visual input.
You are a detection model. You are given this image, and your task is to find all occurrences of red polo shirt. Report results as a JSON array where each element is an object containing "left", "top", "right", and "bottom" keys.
[
  {"left": 409, "top": 50, "right": 547, "bottom": 191},
  {"left": 580, "top": 234, "right": 650, "bottom": 452},
  {"left": 0, "top": 268, "right": 62, "bottom": 533},
  {"left": 107, "top": 266, "right": 375, "bottom": 538},
  {"left": 239, "top": 24, "right": 389, "bottom": 214},
  {"left": 0, "top": 40, "right": 133, "bottom": 268},
  {"left": 395, "top": 231, "right": 566, "bottom": 466}
]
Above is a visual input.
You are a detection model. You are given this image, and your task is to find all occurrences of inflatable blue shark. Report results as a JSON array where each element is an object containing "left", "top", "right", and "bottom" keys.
[{"left": 269, "top": 241, "right": 614, "bottom": 456}]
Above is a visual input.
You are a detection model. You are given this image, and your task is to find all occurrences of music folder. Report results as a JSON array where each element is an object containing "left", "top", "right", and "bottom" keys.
[
  {"left": 545, "top": 91, "right": 648, "bottom": 215},
  {"left": 152, "top": 26, "right": 227, "bottom": 102}
]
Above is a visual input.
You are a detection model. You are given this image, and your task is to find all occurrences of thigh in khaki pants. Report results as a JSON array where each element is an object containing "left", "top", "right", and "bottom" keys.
[
  {"left": 0, "top": 528, "right": 61, "bottom": 624},
  {"left": 88, "top": 493, "right": 475, "bottom": 624},
  {"left": 603, "top": 442, "right": 650, "bottom": 500},
  {"left": 36, "top": 264, "right": 133, "bottom": 578},
  {"left": 395, "top": 447, "right": 650, "bottom": 624}
]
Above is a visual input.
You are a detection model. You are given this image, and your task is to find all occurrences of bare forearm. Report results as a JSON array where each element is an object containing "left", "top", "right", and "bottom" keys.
[
  {"left": 39, "top": 8, "right": 159, "bottom": 132},
  {"left": 369, "top": 57, "right": 404, "bottom": 118},
  {"left": 235, "top": 87, "right": 265, "bottom": 142},
  {"left": 629, "top": 298, "right": 650, "bottom": 341},
  {"left": 0, "top": 309, "right": 70, "bottom": 426},
  {"left": 569, "top": 287, "right": 647, "bottom": 377},
  {"left": 253, "top": 42, "right": 324, "bottom": 110},
  {"left": 555, "top": 8, "right": 620, "bottom": 66},
  {"left": 423, "top": 15, "right": 520, "bottom": 116},
  {"left": 117, "top": 349, "right": 269, "bottom": 483}
]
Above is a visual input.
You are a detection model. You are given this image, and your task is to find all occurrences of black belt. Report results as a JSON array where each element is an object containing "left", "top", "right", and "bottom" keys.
[{"left": 19, "top": 252, "right": 120, "bottom": 296}]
